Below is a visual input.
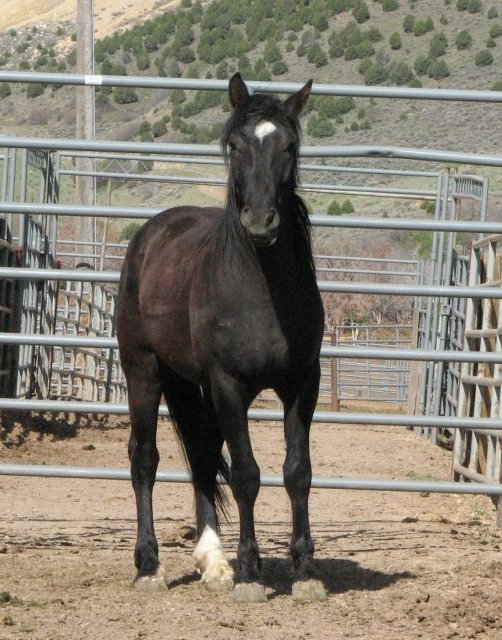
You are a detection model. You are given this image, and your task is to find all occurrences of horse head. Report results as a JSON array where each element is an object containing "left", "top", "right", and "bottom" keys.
[{"left": 222, "top": 73, "right": 312, "bottom": 247}]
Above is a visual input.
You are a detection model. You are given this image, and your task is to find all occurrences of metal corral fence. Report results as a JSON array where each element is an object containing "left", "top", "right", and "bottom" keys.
[
  {"left": 1, "top": 72, "right": 502, "bottom": 508},
  {"left": 454, "top": 235, "right": 502, "bottom": 487}
]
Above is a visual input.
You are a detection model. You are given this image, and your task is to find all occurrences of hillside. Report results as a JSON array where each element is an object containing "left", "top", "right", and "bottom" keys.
[
  {"left": 0, "top": 0, "right": 182, "bottom": 39},
  {"left": 0, "top": 0, "right": 500, "bottom": 271}
]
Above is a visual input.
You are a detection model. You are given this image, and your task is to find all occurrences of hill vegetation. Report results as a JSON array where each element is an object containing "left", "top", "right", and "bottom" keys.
[{"left": 0, "top": 0, "right": 501, "bottom": 151}]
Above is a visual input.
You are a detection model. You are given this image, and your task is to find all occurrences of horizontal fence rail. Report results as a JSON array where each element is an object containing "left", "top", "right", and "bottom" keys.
[
  {"left": 1, "top": 463, "right": 502, "bottom": 496},
  {"left": 1, "top": 334, "right": 502, "bottom": 364},
  {"left": 1, "top": 399, "right": 502, "bottom": 432},
  {"left": 57, "top": 170, "right": 438, "bottom": 199},
  {"left": 1, "top": 70, "right": 502, "bottom": 103},
  {"left": 2, "top": 135, "right": 502, "bottom": 166},
  {"left": 2, "top": 202, "right": 502, "bottom": 234},
  {"left": 1, "top": 267, "right": 502, "bottom": 298}
]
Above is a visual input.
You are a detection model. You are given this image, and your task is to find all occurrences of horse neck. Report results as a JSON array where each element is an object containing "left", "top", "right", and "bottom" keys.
[{"left": 257, "top": 200, "right": 316, "bottom": 294}]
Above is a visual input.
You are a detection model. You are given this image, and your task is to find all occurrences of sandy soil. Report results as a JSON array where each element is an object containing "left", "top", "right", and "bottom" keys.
[
  {"left": 0, "top": 0, "right": 180, "bottom": 38},
  {"left": 1, "top": 412, "right": 501, "bottom": 640}
]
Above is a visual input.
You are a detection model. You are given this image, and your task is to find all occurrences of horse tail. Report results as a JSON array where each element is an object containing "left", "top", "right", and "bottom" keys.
[{"left": 162, "top": 375, "right": 230, "bottom": 526}]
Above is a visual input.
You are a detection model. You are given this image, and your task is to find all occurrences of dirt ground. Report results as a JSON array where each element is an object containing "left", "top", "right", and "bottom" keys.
[{"left": 1, "top": 411, "right": 502, "bottom": 640}]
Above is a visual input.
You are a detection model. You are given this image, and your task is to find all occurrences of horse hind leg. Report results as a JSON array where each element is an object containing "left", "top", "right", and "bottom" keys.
[
  {"left": 161, "top": 370, "right": 234, "bottom": 593},
  {"left": 125, "top": 352, "right": 167, "bottom": 592}
]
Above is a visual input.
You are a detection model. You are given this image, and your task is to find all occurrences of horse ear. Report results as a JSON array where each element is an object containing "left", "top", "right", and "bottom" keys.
[
  {"left": 228, "top": 72, "right": 250, "bottom": 109},
  {"left": 284, "top": 79, "right": 313, "bottom": 117}
]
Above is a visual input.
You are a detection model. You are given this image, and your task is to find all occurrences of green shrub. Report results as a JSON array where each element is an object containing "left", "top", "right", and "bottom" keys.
[
  {"left": 341, "top": 199, "right": 355, "bottom": 214},
  {"left": 403, "top": 14, "right": 415, "bottom": 33},
  {"left": 489, "top": 23, "right": 502, "bottom": 38},
  {"left": 139, "top": 121, "right": 151, "bottom": 136},
  {"left": 467, "top": 0, "right": 482, "bottom": 12},
  {"left": 486, "top": 37, "right": 496, "bottom": 48},
  {"left": 389, "top": 32, "right": 402, "bottom": 50},
  {"left": 120, "top": 222, "right": 142, "bottom": 241},
  {"left": 353, "top": 1, "right": 370, "bottom": 23},
  {"left": 361, "top": 61, "right": 390, "bottom": 85},
  {"left": 308, "top": 44, "right": 328, "bottom": 67},
  {"left": 170, "top": 88, "right": 186, "bottom": 104},
  {"left": 26, "top": 84, "right": 45, "bottom": 99},
  {"left": 136, "top": 53, "right": 150, "bottom": 70},
  {"left": 0, "top": 83, "right": 11, "bottom": 99},
  {"left": 455, "top": 30, "right": 473, "bottom": 50},
  {"left": 391, "top": 61, "right": 414, "bottom": 84},
  {"left": 475, "top": 49, "right": 494, "bottom": 66},
  {"left": 328, "top": 36, "right": 345, "bottom": 58},
  {"left": 327, "top": 200, "right": 342, "bottom": 215},
  {"left": 414, "top": 54, "right": 431, "bottom": 75},
  {"left": 382, "top": 0, "right": 399, "bottom": 10},
  {"left": 264, "top": 39, "right": 282, "bottom": 64},
  {"left": 113, "top": 87, "right": 139, "bottom": 103},
  {"left": 456, "top": 0, "right": 469, "bottom": 9},
  {"left": 421, "top": 200, "right": 436, "bottom": 214},
  {"left": 488, "top": 7, "right": 499, "bottom": 18},
  {"left": 151, "top": 119, "right": 167, "bottom": 138},
  {"left": 429, "top": 33, "right": 448, "bottom": 57},
  {"left": 427, "top": 59, "right": 450, "bottom": 79},
  {"left": 413, "top": 18, "right": 434, "bottom": 36},
  {"left": 272, "top": 60, "right": 288, "bottom": 75},
  {"left": 307, "top": 115, "right": 335, "bottom": 138},
  {"left": 367, "top": 27, "right": 383, "bottom": 42}
]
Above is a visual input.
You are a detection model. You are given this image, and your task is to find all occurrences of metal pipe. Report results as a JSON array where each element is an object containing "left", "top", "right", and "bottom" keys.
[
  {"left": 1, "top": 332, "right": 501, "bottom": 363},
  {"left": 1, "top": 70, "right": 502, "bottom": 103},
  {"left": 61, "top": 151, "right": 440, "bottom": 177},
  {"left": 1, "top": 398, "right": 502, "bottom": 430},
  {"left": 58, "top": 169, "right": 438, "bottom": 199},
  {"left": 1, "top": 267, "right": 502, "bottom": 298},
  {"left": 2, "top": 136, "right": 502, "bottom": 166},
  {"left": 1, "top": 463, "right": 502, "bottom": 495},
  {"left": 3, "top": 202, "right": 502, "bottom": 234}
]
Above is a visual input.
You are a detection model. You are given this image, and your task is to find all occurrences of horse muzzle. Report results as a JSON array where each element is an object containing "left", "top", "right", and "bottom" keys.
[{"left": 240, "top": 207, "right": 280, "bottom": 247}]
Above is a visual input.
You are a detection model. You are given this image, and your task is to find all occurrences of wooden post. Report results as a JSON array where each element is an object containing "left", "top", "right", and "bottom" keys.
[
  {"left": 75, "top": 0, "right": 95, "bottom": 265},
  {"left": 331, "top": 331, "right": 340, "bottom": 412}
]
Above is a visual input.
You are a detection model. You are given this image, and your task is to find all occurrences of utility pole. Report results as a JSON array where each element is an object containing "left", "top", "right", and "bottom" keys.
[{"left": 75, "top": 0, "right": 96, "bottom": 267}]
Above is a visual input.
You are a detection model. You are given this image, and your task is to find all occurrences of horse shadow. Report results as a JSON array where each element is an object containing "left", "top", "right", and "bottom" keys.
[
  {"left": 168, "top": 557, "right": 414, "bottom": 597},
  {"left": 262, "top": 557, "right": 413, "bottom": 598}
]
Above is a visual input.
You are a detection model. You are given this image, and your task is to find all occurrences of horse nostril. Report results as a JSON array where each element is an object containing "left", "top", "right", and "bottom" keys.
[{"left": 265, "top": 210, "right": 279, "bottom": 228}]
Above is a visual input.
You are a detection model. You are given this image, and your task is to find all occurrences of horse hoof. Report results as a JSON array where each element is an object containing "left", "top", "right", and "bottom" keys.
[
  {"left": 134, "top": 566, "right": 168, "bottom": 593},
  {"left": 202, "top": 564, "right": 235, "bottom": 593},
  {"left": 232, "top": 582, "right": 267, "bottom": 603},
  {"left": 292, "top": 579, "right": 327, "bottom": 603}
]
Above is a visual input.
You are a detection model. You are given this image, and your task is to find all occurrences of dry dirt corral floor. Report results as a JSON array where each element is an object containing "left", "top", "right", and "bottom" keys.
[{"left": 1, "top": 413, "right": 502, "bottom": 640}]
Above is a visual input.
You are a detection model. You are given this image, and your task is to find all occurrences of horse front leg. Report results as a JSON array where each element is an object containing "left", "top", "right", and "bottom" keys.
[
  {"left": 279, "top": 362, "right": 327, "bottom": 602},
  {"left": 124, "top": 352, "right": 165, "bottom": 591},
  {"left": 210, "top": 372, "right": 267, "bottom": 603}
]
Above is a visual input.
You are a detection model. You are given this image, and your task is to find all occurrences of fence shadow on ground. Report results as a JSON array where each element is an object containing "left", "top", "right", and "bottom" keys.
[{"left": 0, "top": 410, "right": 107, "bottom": 446}]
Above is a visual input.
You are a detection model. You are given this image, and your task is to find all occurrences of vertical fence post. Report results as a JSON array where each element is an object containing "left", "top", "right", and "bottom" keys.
[{"left": 331, "top": 331, "right": 340, "bottom": 412}]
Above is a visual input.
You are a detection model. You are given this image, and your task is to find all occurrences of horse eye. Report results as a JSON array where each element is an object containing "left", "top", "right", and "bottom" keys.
[{"left": 228, "top": 142, "right": 237, "bottom": 153}]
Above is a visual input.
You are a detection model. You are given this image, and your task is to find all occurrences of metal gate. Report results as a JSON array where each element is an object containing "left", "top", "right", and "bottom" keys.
[{"left": 1, "top": 72, "right": 502, "bottom": 506}]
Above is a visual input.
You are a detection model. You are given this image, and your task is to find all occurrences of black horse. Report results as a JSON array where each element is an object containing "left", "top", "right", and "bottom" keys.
[{"left": 117, "top": 73, "right": 326, "bottom": 602}]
